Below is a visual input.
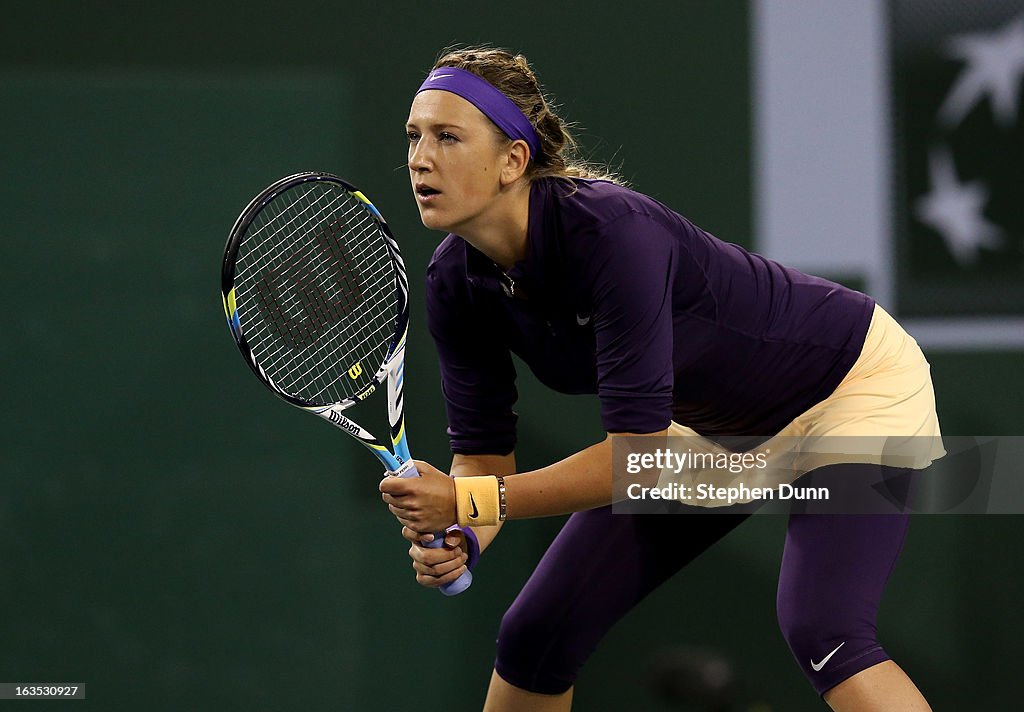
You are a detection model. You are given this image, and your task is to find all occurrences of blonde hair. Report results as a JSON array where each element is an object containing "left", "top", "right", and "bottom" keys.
[{"left": 432, "top": 45, "right": 624, "bottom": 185}]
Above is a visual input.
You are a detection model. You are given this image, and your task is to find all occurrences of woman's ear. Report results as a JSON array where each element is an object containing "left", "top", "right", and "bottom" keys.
[{"left": 499, "top": 139, "right": 531, "bottom": 186}]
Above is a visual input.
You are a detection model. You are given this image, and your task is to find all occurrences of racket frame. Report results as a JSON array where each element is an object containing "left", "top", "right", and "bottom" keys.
[{"left": 221, "top": 171, "right": 472, "bottom": 596}]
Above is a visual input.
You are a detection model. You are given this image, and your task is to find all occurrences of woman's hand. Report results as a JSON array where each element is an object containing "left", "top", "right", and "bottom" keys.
[
  {"left": 379, "top": 459, "right": 458, "bottom": 533},
  {"left": 401, "top": 527, "right": 469, "bottom": 589}
]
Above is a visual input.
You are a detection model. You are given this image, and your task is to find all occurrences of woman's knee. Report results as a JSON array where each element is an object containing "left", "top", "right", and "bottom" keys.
[{"left": 494, "top": 597, "right": 589, "bottom": 695}]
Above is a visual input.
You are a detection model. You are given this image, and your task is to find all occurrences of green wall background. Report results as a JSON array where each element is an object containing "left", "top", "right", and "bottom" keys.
[{"left": 2, "top": 2, "right": 1020, "bottom": 709}]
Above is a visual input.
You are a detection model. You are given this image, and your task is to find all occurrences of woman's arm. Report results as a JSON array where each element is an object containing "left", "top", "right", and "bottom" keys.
[
  {"left": 483, "top": 430, "right": 666, "bottom": 519},
  {"left": 381, "top": 430, "right": 667, "bottom": 533}
]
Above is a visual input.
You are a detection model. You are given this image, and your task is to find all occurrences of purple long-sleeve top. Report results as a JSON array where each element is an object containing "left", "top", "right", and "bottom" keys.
[{"left": 425, "top": 178, "right": 874, "bottom": 455}]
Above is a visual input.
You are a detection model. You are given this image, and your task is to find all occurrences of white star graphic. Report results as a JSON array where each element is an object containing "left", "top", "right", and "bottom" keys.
[
  {"left": 914, "top": 148, "right": 1003, "bottom": 266},
  {"left": 939, "top": 14, "right": 1024, "bottom": 128}
]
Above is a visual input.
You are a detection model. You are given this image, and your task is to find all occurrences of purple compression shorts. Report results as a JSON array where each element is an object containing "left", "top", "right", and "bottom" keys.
[{"left": 494, "top": 464, "right": 914, "bottom": 697}]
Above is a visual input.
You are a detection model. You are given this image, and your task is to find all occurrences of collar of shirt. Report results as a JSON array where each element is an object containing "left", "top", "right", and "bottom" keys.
[
  {"left": 462, "top": 178, "right": 560, "bottom": 301},
  {"left": 464, "top": 243, "right": 521, "bottom": 298}
]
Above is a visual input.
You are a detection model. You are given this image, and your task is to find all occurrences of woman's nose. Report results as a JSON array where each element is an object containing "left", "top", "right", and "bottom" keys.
[{"left": 408, "top": 141, "right": 432, "bottom": 172}]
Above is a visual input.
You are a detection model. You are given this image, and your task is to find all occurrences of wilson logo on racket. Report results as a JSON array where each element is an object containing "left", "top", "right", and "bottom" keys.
[
  {"left": 348, "top": 362, "right": 363, "bottom": 380},
  {"left": 327, "top": 409, "right": 361, "bottom": 436},
  {"left": 254, "top": 225, "right": 365, "bottom": 351}
]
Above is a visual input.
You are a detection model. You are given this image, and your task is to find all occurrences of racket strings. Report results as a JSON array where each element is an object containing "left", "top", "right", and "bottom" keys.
[
  {"left": 249, "top": 207, "right": 394, "bottom": 400},
  {"left": 251, "top": 205, "right": 369, "bottom": 348},
  {"left": 240, "top": 186, "right": 353, "bottom": 350},
  {"left": 252, "top": 234, "right": 360, "bottom": 350},
  {"left": 234, "top": 182, "right": 399, "bottom": 404},
  {"left": 239, "top": 183, "right": 349, "bottom": 294},
  {"left": 253, "top": 195, "right": 396, "bottom": 395},
  {"left": 250, "top": 187, "right": 395, "bottom": 392},
  {"left": 270, "top": 235, "right": 396, "bottom": 398}
]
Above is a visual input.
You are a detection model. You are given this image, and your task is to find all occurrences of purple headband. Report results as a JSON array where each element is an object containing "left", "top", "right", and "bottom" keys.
[{"left": 416, "top": 66, "right": 542, "bottom": 160}]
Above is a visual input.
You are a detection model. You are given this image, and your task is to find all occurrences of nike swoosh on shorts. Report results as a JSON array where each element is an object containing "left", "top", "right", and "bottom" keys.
[{"left": 811, "top": 642, "right": 846, "bottom": 672}]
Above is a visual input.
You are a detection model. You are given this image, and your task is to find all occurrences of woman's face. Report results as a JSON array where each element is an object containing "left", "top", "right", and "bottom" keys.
[{"left": 406, "top": 89, "right": 510, "bottom": 233}]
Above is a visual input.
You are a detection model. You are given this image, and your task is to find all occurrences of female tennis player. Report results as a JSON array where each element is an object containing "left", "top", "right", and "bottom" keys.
[{"left": 379, "top": 46, "right": 944, "bottom": 711}]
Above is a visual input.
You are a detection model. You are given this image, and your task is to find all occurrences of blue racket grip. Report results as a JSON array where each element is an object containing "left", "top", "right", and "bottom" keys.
[{"left": 398, "top": 464, "right": 473, "bottom": 596}]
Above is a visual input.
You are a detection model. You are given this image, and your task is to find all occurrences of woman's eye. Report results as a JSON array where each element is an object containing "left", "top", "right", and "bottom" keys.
[
  {"left": 439, "top": 132, "right": 457, "bottom": 143},
  {"left": 406, "top": 131, "right": 420, "bottom": 142}
]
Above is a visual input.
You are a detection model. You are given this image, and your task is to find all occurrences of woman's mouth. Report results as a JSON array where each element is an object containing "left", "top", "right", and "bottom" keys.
[{"left": 415, "top": 185, "right": 442, "bottom": 204}]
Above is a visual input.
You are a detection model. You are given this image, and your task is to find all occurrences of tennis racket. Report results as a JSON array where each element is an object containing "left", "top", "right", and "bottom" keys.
[{"left": 220, "top": 171, "right": 472, "bottom": 596}]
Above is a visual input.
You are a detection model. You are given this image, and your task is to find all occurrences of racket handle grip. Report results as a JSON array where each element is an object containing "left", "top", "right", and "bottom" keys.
[
  {"left": 397, "top": 463, "right": 473, "bottom": 596},
  {"left": 423, "top": 536, "right": 474, "bottom": 596}
]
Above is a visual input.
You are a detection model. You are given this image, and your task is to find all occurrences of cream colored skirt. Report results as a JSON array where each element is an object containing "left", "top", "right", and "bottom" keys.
[{"left": 662, "top": 304, "right": 945, "bottom": 506}]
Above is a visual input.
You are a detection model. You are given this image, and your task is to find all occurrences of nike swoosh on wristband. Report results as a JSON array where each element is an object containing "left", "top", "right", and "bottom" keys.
[
  {"left": 810, "top": 642, "right": 846, "bottom": 672},
  {"left": 469, "top": 493, "right": 479, "bottom": 519}
]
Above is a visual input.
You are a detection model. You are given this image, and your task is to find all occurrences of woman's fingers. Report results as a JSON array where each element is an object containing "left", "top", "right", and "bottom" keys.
[
  {"left": 415, "top": 562, "right": 469, "bottom": 588},
  {"left": 410, "top": 546, "right": 467, "bottom": 574}
]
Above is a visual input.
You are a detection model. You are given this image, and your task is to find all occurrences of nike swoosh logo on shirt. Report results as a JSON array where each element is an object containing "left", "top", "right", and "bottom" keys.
[
  {"left": 811, "top": 642, "right": 845, "bottom": 672},
  {"left": 469, "top": 493, "right": 479, "bottom": 519}
]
